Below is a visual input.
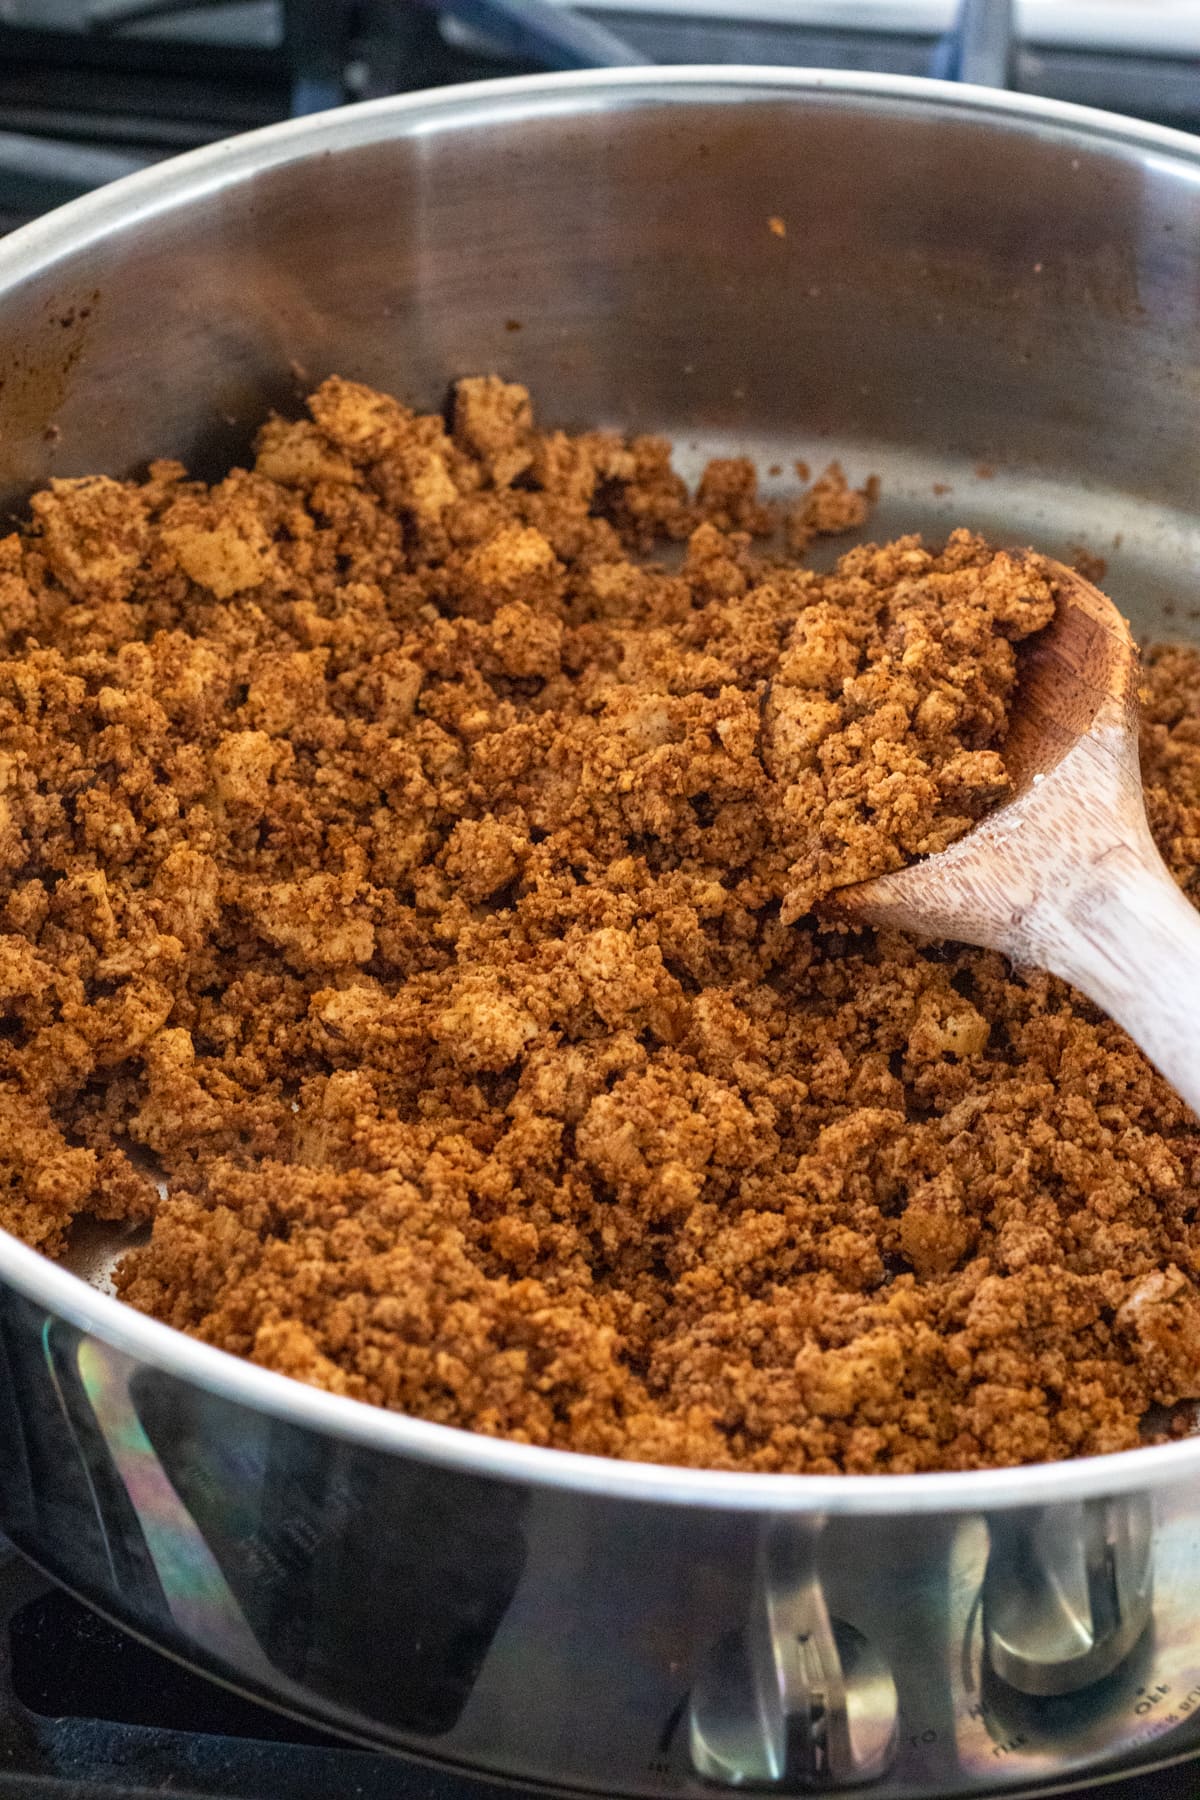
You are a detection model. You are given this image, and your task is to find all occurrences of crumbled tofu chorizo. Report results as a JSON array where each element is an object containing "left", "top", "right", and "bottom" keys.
[{"left": 3, "top": 373, "right": 1199, "bottom": 1475}]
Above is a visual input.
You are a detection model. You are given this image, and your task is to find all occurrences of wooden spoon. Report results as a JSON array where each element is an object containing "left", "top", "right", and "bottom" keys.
[{"left": 824, "top": 558, "right": 1200, "bottom": 1117}]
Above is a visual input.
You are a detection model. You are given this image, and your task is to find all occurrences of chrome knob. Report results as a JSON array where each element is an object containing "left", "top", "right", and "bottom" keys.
[
  {"left": 983, "top": 1495, "right": 1153, "bottom": 1697},
  {"left": 688, "top": 1525, "right": 898, "bottom": 1788}
]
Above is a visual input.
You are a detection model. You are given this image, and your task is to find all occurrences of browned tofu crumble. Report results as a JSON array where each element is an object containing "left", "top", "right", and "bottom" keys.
[{"left": 2, "top": 373, "right": 1200, "bottom": 1476}]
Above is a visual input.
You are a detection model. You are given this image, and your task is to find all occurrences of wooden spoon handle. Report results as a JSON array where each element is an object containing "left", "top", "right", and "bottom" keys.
[{"left": 1032, "top": 840, "right": 1200, "bottom": 1119}]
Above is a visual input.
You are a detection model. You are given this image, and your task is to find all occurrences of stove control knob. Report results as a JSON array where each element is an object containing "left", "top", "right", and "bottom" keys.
[
  {"left": 983, "top": 1495, "right": 1153, "bottom": 1698},
  {"left": 689, "top": 1529, "right": 898, "bottom": 1788}
]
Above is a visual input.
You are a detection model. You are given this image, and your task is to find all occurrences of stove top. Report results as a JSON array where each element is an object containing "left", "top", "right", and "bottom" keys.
[{"left": 0, "top": 1537, "right": 1195, "bottom": 1800}]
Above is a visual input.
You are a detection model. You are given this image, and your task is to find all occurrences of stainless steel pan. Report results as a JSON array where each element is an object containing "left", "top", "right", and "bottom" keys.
[{"left": 1, "top": 68, "right": 1200, "bottom": 1799}]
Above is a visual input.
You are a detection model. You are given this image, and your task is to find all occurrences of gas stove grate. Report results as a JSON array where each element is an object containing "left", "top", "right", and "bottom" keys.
[{"left": 0, "top": 1542, "right": 507, "bottom": 1800}]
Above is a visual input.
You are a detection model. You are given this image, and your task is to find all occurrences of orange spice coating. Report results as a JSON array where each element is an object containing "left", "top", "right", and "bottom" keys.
[{"left": 2, "top": 374, "right": 1199, "bottom": 1475}]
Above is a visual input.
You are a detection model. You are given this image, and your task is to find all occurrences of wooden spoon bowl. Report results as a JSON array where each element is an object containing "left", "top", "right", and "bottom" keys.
[{"left": 826, "top": 559, "right": 1200, "bottom": 1116}]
